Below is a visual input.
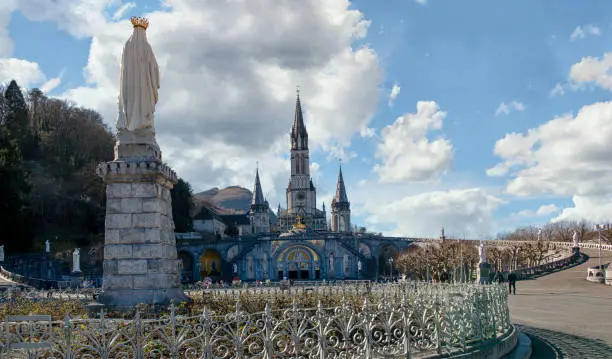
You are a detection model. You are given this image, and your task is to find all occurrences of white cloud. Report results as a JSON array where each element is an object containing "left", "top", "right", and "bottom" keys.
[
  {"left": 0, "top": 58, "right": 46, "bottom": 89},
  {"left": 516, "top": 204, "right": 559, "bottom": 218},
  {"left": 550, "top": 82, "right": 565, "bottom": 97},
  {"left": 553, "top": 195, "right": 612, "bottom": 223},
  {"left": 495, "top": 101, "right": 525, "bottom": 116},
  {"left": 512, "top": 101, "right": 525, "bottom": 112},
  {"left": 112, "top": 2, "right": 136, "bottom": 20},
  {"left": 7, "top": 0, "right": 382, "bottom": 205},
  {"left": 388, "top": 83, "right": 400, "bottom": 106},
  {"left": 569, "top": 53, "right": 612, "bottom": 91},
  {"left": 415, "top": 0, "right": 428, "bottom": 5},
  {"left": 489, "top": 101, "right": 612, "bottom": 198},
  {"left": 325, "top": 145, "right": 357, "bottom": 164},
  {"left": 570, "top": 24, "right": 601, "bottom": 41},
  {"left": 15, "top": 0, "right": 115, "bottom": 39},
  {"left": 374, "top": 101, "right": 452, "bottom": 183},
  {"left": 365, "top": 188, "right": 504, "bottom": 238},
  {"left": 40, "top": 71, "right": 64, "bottom": 93},
  {"left": 360, "top": 126, "right": 375, "bottom": 138},
  {"left": 0, "top": 0, "right": 16, "bottom": 57},
  {"left": 485, "top": 163, "right": 510, "bottom": 177}
]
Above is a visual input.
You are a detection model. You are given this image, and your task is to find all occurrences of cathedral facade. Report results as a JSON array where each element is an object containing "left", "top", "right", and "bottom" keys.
[{"left": 175, "top": 92, "right": 414, "bottom": 283}]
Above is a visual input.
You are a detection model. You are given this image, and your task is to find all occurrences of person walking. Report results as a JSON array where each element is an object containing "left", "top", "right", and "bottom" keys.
[{"left": 508, "top": 272, "right": 517, "bottom": 295}]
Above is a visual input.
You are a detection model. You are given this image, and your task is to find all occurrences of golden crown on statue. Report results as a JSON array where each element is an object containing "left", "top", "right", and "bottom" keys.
[{"left": 130, "top": 16, "right": 149, "bottom": 30}]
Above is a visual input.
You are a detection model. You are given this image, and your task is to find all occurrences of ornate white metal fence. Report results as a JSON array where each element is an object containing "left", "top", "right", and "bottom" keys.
[{"left": 1, "top": 283, "right": 511, "bottom": 359}]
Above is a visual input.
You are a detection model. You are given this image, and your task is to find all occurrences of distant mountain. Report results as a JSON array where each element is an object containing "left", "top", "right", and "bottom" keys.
[
  {"left": 194, "top": 186, "right": 252, "bottom": 214},
  {"left": 193, "top": 186, "right": 277, "bottom": 224}
]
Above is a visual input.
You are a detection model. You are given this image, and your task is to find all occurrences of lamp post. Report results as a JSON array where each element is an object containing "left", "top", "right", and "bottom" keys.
[
  {"left": 595, "top": 224, "right": 604, "bottom": 274},
  {"left": 459, "top": 239, "right": 464, "bottom": 283},
  {"left": 426, "top": 249, "right": 430, "bottom": 282},
  {"left": 388, "top": 257, "right": 394, "bottom": 282}
]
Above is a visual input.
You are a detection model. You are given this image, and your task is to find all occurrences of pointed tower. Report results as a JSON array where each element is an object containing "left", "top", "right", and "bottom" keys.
[
  {"left": 331, "top": 165, "right": 351, "bottom": 232},
  {"left": 291, "top": 90, "right": 308, "bottom": 151},
  {"left": 250, "top": 167, "right": 270, "bottom": 234},
  {"left": 286, "top": 88, "right": 317, "bottom": 222}
]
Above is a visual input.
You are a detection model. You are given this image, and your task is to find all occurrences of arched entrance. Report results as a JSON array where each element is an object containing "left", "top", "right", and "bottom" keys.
[
  {"left": 178, "top": 251, "right": 194, "bottom": 283},
  {"left": 378, "top": 244, "right": 399, "bottom": 279},
  {"left": 278, "top": 246, "right": 320, "bottom": 280},
  {"left": 199, "top": 249, "right": 222, "bottom": 280}
]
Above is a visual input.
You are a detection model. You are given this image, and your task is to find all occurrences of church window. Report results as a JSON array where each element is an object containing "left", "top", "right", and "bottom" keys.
[{"left": 297, "top": 155, "right": 300, "bottom": 174}]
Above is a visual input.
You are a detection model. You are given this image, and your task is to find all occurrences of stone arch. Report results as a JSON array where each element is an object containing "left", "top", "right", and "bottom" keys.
[
  {"left": 359, "top": 243, "right": 372, "bottom": 258},
  {"left": 378, "top": 243, "right": 399, "bottom": 279},
  {"left": 276, "top": 244, "right": 322, "bottom": 281},
  {"left": 199, "top": 249, "right": 222, "bottom": 280},
  {"left": 178, "top": 251, "right": 194, "bottom": 283},
  {"left": 226, "top": 245, "right": 240, "bottom": 262}
]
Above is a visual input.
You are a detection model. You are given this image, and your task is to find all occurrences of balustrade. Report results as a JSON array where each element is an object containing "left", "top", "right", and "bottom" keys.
[{"left": 1, "top": 282, "right": 512, "bottom": 358}]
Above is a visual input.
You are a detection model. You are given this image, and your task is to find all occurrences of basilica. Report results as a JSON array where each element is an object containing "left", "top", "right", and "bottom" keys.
[
  {"left": 249, "top": 92, "right": 351, "bottom": 234},
  {"left": 175, "top": 92, "right": 412, "bottom": 283}
]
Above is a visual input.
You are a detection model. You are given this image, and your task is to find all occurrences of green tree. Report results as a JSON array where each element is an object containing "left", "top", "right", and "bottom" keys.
[
  {"left": 171, "top": 178, "right": 194, "bottom": 232},
  {"left": 0, "top": 97, "right": 32, "bottom": 252},
  {"left": 4, "top": 80, "right": 36, "bottom": 159}
]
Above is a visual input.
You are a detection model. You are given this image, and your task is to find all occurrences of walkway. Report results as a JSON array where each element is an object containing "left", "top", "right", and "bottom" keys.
[
  {"left": 508, "top": 249, "right": 612, "bottom": 358},
  {"left": 0, "top": 271, "right": 26, "bottom": 289}
]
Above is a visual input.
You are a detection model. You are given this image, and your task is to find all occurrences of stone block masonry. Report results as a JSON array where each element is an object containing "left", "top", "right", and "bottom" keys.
[{"left": 96, "top": 158, "right": 189, "bottom": 308}]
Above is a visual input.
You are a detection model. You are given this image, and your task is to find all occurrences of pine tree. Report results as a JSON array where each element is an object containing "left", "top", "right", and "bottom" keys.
[
  {"left": 0, "top": 112, "right": 31, "bottom": 252},
  {"left": 171, "top": 178, "right": 195, "bottom": 232},
  {"left": 4, "top": 80, "right": 36, "bottom": 159}
]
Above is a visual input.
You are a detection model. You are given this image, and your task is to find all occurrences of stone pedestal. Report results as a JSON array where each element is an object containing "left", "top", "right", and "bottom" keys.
[
  {"left": 476, "top": 262, "right": 491, "bottom": 285},
  {"left": 113, "top": 129, "right": 162, "bottom": 162},
  {"left": 70, "top": 271, "right": 83, "bottom": 286},
  {"left": 96, "top": 135, "right": 188, "bottom": 308}
]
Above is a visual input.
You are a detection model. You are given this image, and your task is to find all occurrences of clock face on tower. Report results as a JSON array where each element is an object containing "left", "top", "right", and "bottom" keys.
[{"left": 297, "top": 191, "right": 306, "bottom": 201}]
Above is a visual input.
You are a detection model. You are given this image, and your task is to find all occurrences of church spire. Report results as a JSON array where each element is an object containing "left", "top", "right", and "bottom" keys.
[
  {"left": 334, "top": 164, "right": 349, "bottom": 203},
  {"left": 330, "top": 163, "right": 351, "bottom": 233},
  {"left": 291, "top": 87, "right": 308, "bottom": 150},
  {"left": 251, "top": 167, "right": 265, "bottom": 206}
]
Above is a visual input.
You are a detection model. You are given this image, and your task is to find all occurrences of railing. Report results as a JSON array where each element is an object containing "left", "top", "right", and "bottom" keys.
[
  {"left": 1, "top": 283, "right": 512, "bottom": 358},
  {"left": 512, "top": 251, "right": 582, "bottom": 280},
  {"left": 413, "top": 238, "right": 612, "bottom": 251},
  {"left": 0, "top": 266, "right": 94, "bottom": 289}
]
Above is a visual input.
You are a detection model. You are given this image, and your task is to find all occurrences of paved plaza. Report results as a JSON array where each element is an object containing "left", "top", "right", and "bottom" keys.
[{"left": 508, "top": 249, "right": 612, "bottom": 358}]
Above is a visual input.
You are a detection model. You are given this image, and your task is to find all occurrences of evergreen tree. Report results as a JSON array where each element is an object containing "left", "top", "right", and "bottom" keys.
[
  {"left": 171, "top": 178, "right": 195, "bottom": 232},
  {"left": 0, "top": 107, "right": 31, "bottom": 252},
  {"left": 4, "top": 80, "right": 35, "bottom": 158}
]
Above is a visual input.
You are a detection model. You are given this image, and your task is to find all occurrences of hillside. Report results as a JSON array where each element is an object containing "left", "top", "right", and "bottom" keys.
[
  {"left": 193, "top": 186, "right": 277, "bottom": 223},
  {"left": 194, "top": 186, "right": 252, "bottom": 214}
]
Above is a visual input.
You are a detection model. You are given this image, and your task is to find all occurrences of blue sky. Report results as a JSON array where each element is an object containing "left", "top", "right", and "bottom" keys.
[{"left": 2, "top": 0, "right": 612, "bottom": 238}]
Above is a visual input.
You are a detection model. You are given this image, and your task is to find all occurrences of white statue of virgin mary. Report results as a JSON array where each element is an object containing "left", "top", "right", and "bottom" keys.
[
  {"left": 478, "top": 241, "right": 486, "bottom": 263},
  {"left": 572, "top": 231, "right": 579, "bottom": 247},
  {"left": 116, "top": 17, "right": 160, "bottom": 133}
]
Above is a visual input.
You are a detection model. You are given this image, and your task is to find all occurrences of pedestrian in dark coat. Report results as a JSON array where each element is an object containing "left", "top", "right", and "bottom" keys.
[{"left": 508, "top": 272, "right": 517, "bottom": 295}]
